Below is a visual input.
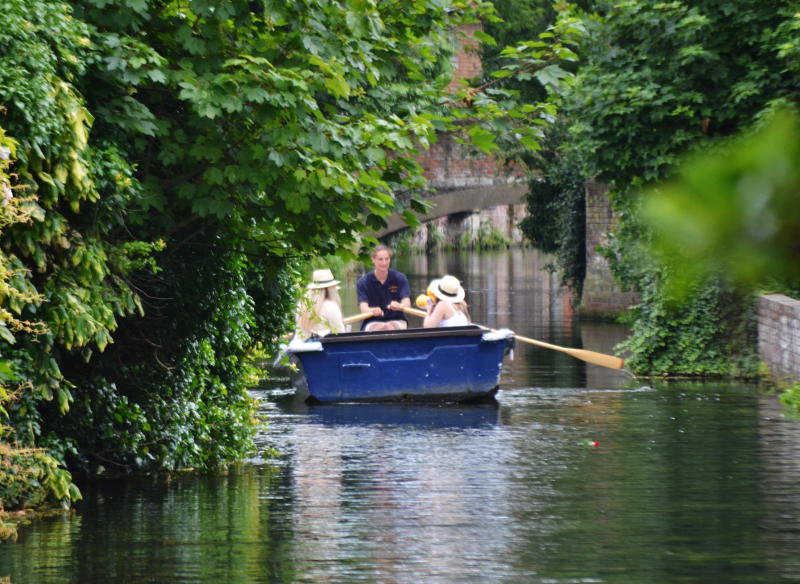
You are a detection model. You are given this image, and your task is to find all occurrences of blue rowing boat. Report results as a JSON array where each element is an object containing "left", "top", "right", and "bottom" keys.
[{"left": 286, "top": 325, "right": 515, "bottom": 403}]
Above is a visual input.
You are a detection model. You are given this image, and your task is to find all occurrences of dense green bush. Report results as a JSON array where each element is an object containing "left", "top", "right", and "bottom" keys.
[
  {"left": 616, "top": 270, "right": 759, "bottom": 377},
  {"left": 1, "top": 126, "right": 81, "bottom": 520}
]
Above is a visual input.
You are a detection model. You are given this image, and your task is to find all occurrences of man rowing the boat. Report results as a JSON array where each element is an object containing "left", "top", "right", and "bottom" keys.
[{"left": 356, "top": 245, "right": 411, "bottom": 331}]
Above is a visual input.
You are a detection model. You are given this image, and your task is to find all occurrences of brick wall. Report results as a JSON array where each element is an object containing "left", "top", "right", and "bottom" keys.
[
  {"left": 416, "top": 21, "right": 525, "bottom": 191},
  {"left": 758, "top": 294, "right": 800, "bottom": 384},
  {"left": 416, "top": 135, "right": 524, "bottom": 190},
  {"left": 580, "top": 181, "right": 640, "bottom": 317},
  {"left": 448, "top": 23, "right": 482, "bottom": 92}
]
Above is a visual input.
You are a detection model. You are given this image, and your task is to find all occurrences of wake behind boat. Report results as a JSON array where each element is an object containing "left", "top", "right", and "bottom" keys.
[{"left": 286, "top": 325, "right": 515, "bottom": 404}]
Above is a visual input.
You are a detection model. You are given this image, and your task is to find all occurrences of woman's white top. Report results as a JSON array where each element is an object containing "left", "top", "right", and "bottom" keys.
[
  {"left": 437, "top": 304, "right": 469, "bottom": 327},
  {"left": 297, "top": 299, "right": 345, "bottom": 339},
  {"left": 314, "top": 299, "right": 345, "bottom": 336}
]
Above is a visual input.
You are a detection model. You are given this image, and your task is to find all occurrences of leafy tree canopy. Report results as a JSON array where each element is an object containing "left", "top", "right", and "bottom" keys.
[{"left": 568, "top": 0, "right": 800, "bottom": 192}]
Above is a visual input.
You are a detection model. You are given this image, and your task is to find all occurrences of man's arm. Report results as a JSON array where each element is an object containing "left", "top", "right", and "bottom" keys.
[
  {"left": 360, "top": 301, "right": 383, "bottom": 316},
  {"left": 398, "top": 272, "right": 412, "bottom": 307}
]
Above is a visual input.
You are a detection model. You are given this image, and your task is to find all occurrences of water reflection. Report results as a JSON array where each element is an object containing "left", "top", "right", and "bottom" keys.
[
  {"left": 305, "top": 402, "right": 500, "bottom": 428},
  {"left": 281, "top": 397, "right": 514, "bottom": 584}
]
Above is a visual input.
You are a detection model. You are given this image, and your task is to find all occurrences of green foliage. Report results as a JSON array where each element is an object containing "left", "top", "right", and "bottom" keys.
[
  {"left": 0, "top": 442, "right": 81, "bottom": 511},
  {"left": 0, "top": 128, "right": 45, "bottom": 345},
  {"left": 779, "top": 383, "right": 800, "bottom": 414},
  {"left": 616, "top": 272, "right": 759, "bottom": 377},
  {"left": 482, "top": 0, "right": 594, "bottom": 104},
  {"left": 44, "top": 242, "right": 298, "bottom": 474},
  {"left": 74, "top": 0, "right": 462, "bottom": 257},
  {"left": 481, "top": 3, "right": 591, "bottom": 294},
  {"left": 644, "top": 106, "right": 800, "bottom": 296},
  {"left": 568, "top": 1, "right": 798, "bottom": 190},
  {"left": 0, "top": 127, "right": 80, "bottom": 517},
  {"left": 518, "top": 121, "right": 585, "bottom": 294},
  {"left": 448, "top": 7, "right": 584, "bottom": 156},
  {"left": 474, "top": 220, "right": 511, "bottom": 250},
  {"left": 1, "top": 0, "right": 157, "bottom": 471}
]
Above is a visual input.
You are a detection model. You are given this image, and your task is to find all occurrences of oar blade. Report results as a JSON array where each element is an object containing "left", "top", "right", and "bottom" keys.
[{"left": 563, "top": 348, "right": 625, "bottom": 370}]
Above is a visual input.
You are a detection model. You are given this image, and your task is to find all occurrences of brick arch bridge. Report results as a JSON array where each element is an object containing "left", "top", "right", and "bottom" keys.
[
  {"left": 376, "top": 170, "right": 527, "bottom": 239},
  {"left": 376, "top": 21, "right": 526, "bottom": 239}
]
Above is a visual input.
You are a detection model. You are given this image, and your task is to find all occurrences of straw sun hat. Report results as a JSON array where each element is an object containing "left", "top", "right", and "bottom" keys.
[
  {"left": 307, "top": 268, "right": 340, "bottom": 289},
  {"left": 429, "top": 274, "right": 465, "bottom": 303}
]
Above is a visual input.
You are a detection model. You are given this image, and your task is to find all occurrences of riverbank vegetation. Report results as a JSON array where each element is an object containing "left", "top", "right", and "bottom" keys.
[
  {"left": 1, "top": 126, "right": 81, "bottom": 539},
  {"left": 496, "top": 1, "right": 799, "bottom": 377},
  {"left": 389, "top": 216, "right": 513, "bottom": 253},
  {"left": 781, "top": 383, "right": 800, "bottom": 415}
]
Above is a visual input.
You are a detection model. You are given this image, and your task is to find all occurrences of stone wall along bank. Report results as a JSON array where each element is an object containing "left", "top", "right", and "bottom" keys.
[
  {"left": 758, "top": 294, "right": 800, "bottom": 384},
  {"left": 580, "top": 181, "right": 640, "bottom": 317}
]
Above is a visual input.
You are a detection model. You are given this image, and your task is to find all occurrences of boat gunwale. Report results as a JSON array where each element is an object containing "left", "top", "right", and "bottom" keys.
[{"left": 319, "top": 325, "right": 485, "bottom": 345}]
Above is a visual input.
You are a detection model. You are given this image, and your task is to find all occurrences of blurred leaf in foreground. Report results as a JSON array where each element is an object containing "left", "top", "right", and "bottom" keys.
[{"left": 644, "top": 107, "right": 800, "bottom": 297}]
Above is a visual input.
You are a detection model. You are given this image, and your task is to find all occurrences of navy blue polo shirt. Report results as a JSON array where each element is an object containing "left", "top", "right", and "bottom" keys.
[{"left": 356, "top": 269, "right": 411, "bottom": 330}]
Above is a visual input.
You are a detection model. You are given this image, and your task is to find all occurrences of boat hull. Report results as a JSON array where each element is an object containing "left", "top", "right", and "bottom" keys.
[{"left": 286, "top": 326, "right": 514, "bottom": 403}]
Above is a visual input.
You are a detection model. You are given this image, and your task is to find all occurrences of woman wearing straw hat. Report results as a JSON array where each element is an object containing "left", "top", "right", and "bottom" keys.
[
  {"left": 295, "top": 268, "right": 346, "bottom": 340},
  {"left": 422, "top": 274, "right": 471, "bottom": 328}
]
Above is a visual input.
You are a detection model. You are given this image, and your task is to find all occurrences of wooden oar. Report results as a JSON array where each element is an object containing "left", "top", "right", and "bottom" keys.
[
  {"left": 343, "top": 312, "right": 373, "bottom": 325},
  {"left": 402, "top": 306, "right": 625, "bottom": 370}
]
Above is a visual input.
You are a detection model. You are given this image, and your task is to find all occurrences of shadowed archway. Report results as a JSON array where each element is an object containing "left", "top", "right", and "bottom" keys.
[{"left": 377, "top": 183, "right": 527, "bottom": 238}]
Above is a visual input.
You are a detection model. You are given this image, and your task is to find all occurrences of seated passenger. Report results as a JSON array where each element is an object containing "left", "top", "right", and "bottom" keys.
[
  {"left": 423, "top": 275, "right": 471, "bottom": 328},
  {"left": 295, "top": 268, "right": 346, "bottom": 340},
  {"left": 356, "top": 244, "right": 411, "bottom": 331}
]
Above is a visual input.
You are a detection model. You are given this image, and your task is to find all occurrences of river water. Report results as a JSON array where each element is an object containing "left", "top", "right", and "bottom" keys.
[{"left": 3, "top": 248, "right": 800, "bottom": 583}]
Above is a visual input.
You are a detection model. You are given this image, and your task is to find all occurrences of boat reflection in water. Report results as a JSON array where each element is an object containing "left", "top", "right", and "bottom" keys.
[
  {"left": 296, "top": 400, "right": 501, "bottom": 429},
  {"left": 284, "top": 396, "right": 508, "bottom": 584}
]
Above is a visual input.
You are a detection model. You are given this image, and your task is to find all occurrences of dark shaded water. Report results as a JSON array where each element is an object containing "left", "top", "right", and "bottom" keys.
[{"left": 2, "top": 249, "right": 800, "bottom": 583}]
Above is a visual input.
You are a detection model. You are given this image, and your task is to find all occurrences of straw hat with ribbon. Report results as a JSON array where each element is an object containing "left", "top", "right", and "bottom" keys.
[
  {"left": 428, "top": 274, "right": 465, "bottom": 303},
  {"left": 307, "top": 268, "right": 340, "bottom": 289}
]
